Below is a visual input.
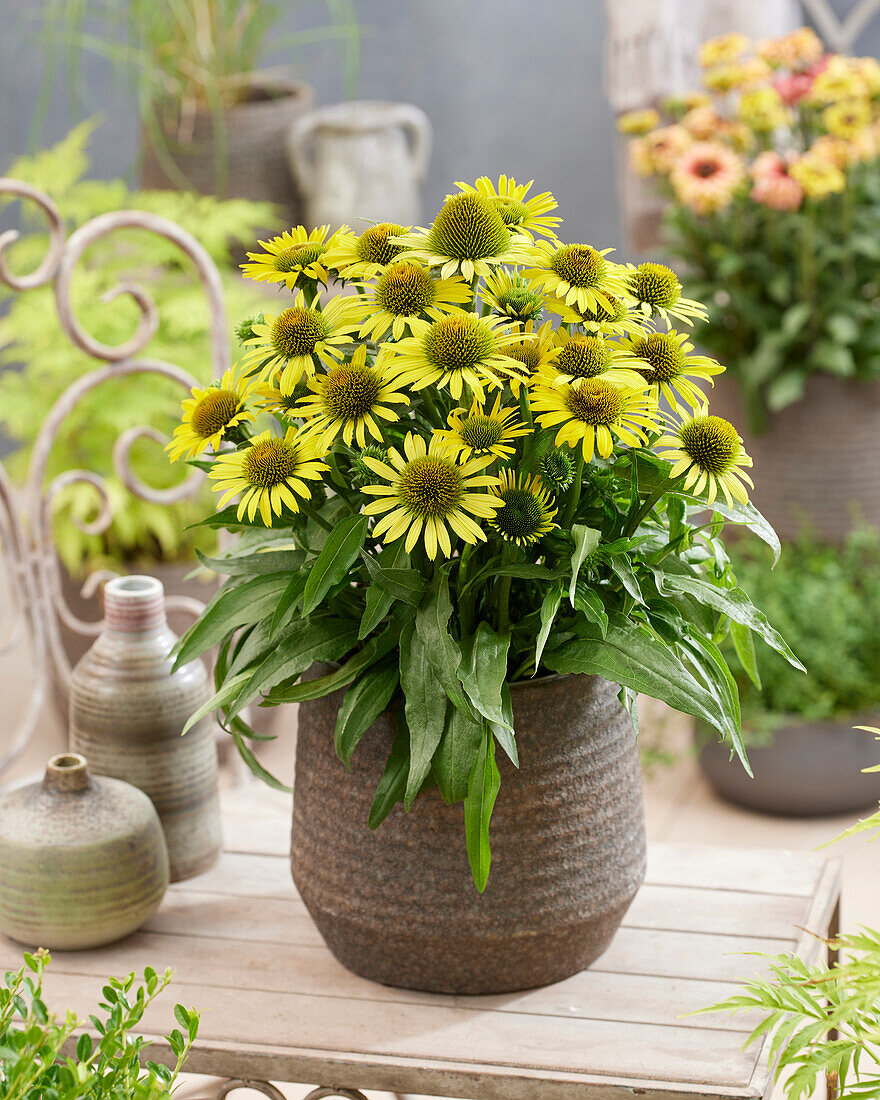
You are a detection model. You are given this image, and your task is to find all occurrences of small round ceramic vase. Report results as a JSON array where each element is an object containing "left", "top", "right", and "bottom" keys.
[
  {"left": 69, "top": 575, "right": 221, "bottom": 881},
  {"left": 0, "top": 753, "right": 169, "bottom": 949}
]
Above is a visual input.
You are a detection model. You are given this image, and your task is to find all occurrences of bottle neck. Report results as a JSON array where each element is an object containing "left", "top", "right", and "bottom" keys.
[
  {"left": 103, "top": 575, "right": 167, "bottom": 633},
  {"left": 44, "top": 753, "right": 91, "bottom": 793}
]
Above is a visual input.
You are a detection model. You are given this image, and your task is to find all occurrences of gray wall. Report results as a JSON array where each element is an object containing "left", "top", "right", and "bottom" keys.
[{"left": 2, "top": 0, "right": 880, "bottom": 246}]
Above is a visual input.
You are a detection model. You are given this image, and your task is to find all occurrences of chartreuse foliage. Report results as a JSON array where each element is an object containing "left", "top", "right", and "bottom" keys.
[
  {"left": 170, "top": 174, "right": 800, "bottom": 890},
  {"left": 0, "top": 950, "right": 198, "bottom": 1099}
]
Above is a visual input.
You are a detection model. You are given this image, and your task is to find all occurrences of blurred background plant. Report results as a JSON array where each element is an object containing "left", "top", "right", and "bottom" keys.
[{"left": 0, "top": 119, "right": 275, "bottom": 577}]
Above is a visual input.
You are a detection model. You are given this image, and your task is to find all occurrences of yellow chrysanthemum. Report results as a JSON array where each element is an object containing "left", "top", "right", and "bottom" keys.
[
  {"left": 625, "top": 262, "right": 708, "bottom": 326},
  {"left": 208, "top": 428, "right": 328, "bottom": 526},
  {"left": 323, "top": 223, "right": 411, "bottom": 280},
  {"left": 242, "top": 290, "right": 365, "bottom": 391},
  {"left": 809, "top": 58, "right": 867, "bottom": 105},
  {"left": 634, "top": 125, "right": 694, "bottom": 177},
  {"left": 435, "top": 394, "right": 529, "bottom": 461},
  {"left": 657, "top": 412, "right": 753, "bottom": 506},
  {"left": 544, "top": 331, "right": 646, "bottom": 390},
  {"left": 616, "top": 109, "right": 660, "bottom": 136},
  {"left": 384, "top": 309, "right": 530, "bottom": 401},
  {"left": 496, "top": 320, "right": 560, "bottom": 395},
  {"left": 240, "top": 225, "right": 335, "bottom": 289},
  {"left": 757, "top": 27, "right": 823, "bottom": 69},
  {"left": 531, "top": 377, "right": 658, "bottom": 461},
  {"left": 823, "top": 99, "right": 871, "bottom": 139},
  {"left": 392, "top": 192, "right": 533, "bottom": 281},
  {"left": 358, "top": 261, "right": 472, "bottom": 342},
  {"left": 671, "top": 142, "right": 744, "bottom": 215},
  {"left": 166, "top": 368, "right": 258, "bottom": 462},
  {"left": 453, "top": 175, "right": 562, "bottom": 241},
  {"left": 295, "top": 345, "right": 410, "bottom": 448},
  {"left": 482, "top": 269, "right": 579, "bottom": 326},
  {"left": 361, "top": 432, "right": 503, "bottom": 560},
  {"left": 488, "top": 470, "right": 557, "bottom": 547},
  {"left": 699, "top": 32, "right": 750, "bottom": 69},
  {"left": 524, "top": 241, "right": 631, "bottom": 314},
  {"left": 790, "top": 152, "right": 846, "bottom": 198},
  {"left": 618, "top": 331, "right": 725, "bottom": 413},
  {"left": 737, "top": 87, "right": 790, "bottom": 131}
]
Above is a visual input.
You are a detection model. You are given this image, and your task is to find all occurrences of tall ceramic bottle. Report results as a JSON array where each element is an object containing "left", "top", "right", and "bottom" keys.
[{"left": 69, "top": 575, "right": 221, "bottom": 880}]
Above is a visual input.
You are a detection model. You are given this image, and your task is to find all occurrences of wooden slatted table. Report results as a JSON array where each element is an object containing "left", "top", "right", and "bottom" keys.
[{"left": 0, "top": 787, "right": 842, "bottom": 1100}]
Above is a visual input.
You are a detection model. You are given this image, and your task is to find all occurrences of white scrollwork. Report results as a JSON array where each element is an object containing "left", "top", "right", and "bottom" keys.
[{"left": 0, "top": 179, "right": 229, "bottom": 781}]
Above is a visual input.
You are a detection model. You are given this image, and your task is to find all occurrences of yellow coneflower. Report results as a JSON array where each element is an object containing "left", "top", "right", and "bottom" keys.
[
  {"left": 496, "top": 320, "right": 560, "bottom": 395},
  {"left": 545, "top": 330, "right": 646, "bottom": 390},
  {"left": 166, "top": 368, "right": 258, "bottom": 462},
  {"left": 618, "top": 330, "right": 724, "bottom": 412},
  {"left": 626, "top": 262, "right": 707, "bottom": 326},
  {"left": 358, "top": 260, "right": 472, "bottom": 342},
  {"left": 482, "top": 269, "right": 579, "bottom": 326},
  {"left": 361, "top": 431, "right": 503, "bottom": 560},
  {"left": 240, "top": 225, "right": 336, "bottom": 289},
  {"left": 531, "top": 377, "right": 658, "bottom": 461},
  {"left": 452, "top": 175, "right": 562, "bottom": 240},
  {"left": 295, "top": 345, "right": 410, "bottom": 448},
  {"left": 487, "top": 470, "right": 557, "bottom": 547},
  {"left": 657, "top": 412, "right": 753, "bottom": 506},
  {"left": 323, "top": 223, "right": 410, "bottom": 280},
  {"left": 524, "top": 241, "right": 631, "bottom": 315},
  {"left": 435, "top": 394, "right": 529, "bottom": 461},
  {"left": 208, "top": 428, "right": 328, "bottom": 525}
]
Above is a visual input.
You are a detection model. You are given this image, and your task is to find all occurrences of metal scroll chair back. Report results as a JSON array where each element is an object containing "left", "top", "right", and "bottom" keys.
[{"left": 0, "top": 179, "right": 229, "bottom": 784}]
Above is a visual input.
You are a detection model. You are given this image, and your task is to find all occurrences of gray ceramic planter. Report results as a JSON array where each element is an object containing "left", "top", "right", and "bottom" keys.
[
  {"left": 291, "top": 672, "right": 646, "bottom": 995},
  {"left": 699, "top": 719, "right": 880, "bottom": 817}
]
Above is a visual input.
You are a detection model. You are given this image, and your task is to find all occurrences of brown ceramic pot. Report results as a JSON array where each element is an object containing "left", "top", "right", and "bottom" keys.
[
  {"left": 0, "top": 753, "right": 168, "bottom": 950},
  {"left": 291, "top": 672, "right": 646, "bottom": 994},
  {"left": 709, "top": 374, "right": 880, "bottom": 542},
  {"left": 69, "top": 575, "right": 222, "bottom": 881}
]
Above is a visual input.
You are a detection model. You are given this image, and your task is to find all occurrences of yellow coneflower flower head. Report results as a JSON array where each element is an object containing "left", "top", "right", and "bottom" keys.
[
  {"left": 358, "top": 260, "right": 472, "bottom": 342},
  {"left": 295, "top": 345, "right": 410, "bottom": 448},
  {"left": 393, "top": 192, "right": 533, "bottom": 281},
  {"left": 699, "top": 32, "right": 750, "bottom": 68},
  {"left": 208, "top": 428, "right": 329, "bottom": 526},
  {"left": 737, "top": 87, "right": 790, "bottom": 131},
  {"left": 823, "top": 98, "right": 871, "bottom": 139},
  {"left": 620, "top": 330, "right": 724, "bottom": 413},
  {"left": 166, "top": 368, "right": 258, "bottom": 462},
  {"left": 361, "top": 431, "right": 503, "bottom": 560},
  {"left": 531, "top": 376, "right": 658, "bottom": 461},
  {"left": 657, "top": 412, "right": 753, "bottom": 506},
  {"left": 497, "top": 320, "right": 560, "bottom": 395},
  {"left": 240, "top": 225, "right": 335, "bottom": 289},
  {"left": 525, "top": 241, "right": 630, "bottom": 314},
  {"left": 454, "top": 175, "right": 562, "bottom": 240},
  {"left": 435, "top": 394, "right": 529, "bottom": 461},
  {"left": 323, "top": 222, "right": 411, "bottom": 280},
  {"left": 488, "top": 470, "right": 557, "bottom": 547},
  {"left": 546, "top": 330, "right": 646, "bottom": 390},
  {"left": 790, "top": 152, "right": 846, "bottom": 198},
  {"left": 627, "top": 262, "right": 708, "bottom": 326}
]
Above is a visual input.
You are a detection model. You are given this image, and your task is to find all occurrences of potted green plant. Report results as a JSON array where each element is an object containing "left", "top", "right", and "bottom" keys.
[
  {"left": 33, "top": 0, "right": 361, "bottom": 224},
  {"left": 167, "top": 175, "right": 799, "bottom": 995},
  {"left": 0, "top": 950, "right": 199, "bottom": 1098},
  {"left": 618, "top": 27, "right": 880, "bottom": 541},
  {"left": 698, "top": 527, "right": 880, "bottom": 816}
]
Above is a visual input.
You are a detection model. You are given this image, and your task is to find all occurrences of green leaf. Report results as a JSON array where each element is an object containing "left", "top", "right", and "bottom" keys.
[
  {"left": 658, "top": 572, "right": 804, "bottom": 670},
  {"left": 172, "top": 573, "right": 291, "bottom": 668},
  {"left": 432, "top": 706, "right": 484, "bottom": 803},
  {"left": 195, "top": 547, "right": 306, "bottom": 576},
  {"left": 231, "top": 729, "right": 292, "bottom": 792},
  {"left": 489, "top": 683, "right": 518, "bottom": 767},
  {"left": 569, "top": 524, "right": 601, "bottom": 604},
  {"left": 572, "top": 583, "right": 609, "bottom": 637},
  {"left": 730, "top": 619, "right": 761, "bottom": 690},
  {"left": 368, "top": 713, "right": 410, "bottom": 829},
  {"left": 464, "top": 725, "right": 501, "bottom": 893},
  {"left": 415, "top": 572, "right": 475, "bottom": 718},
  {"left": 543, "top": 613, "right": 743, "bottom": 759},
  {"left": 335, "top": 658, "right": 400, "bottom": 767},
  {"left": 359, "top": 542, "right": 409, "bottom": 638},
  {"left": 270, "top": 572, "right": 308, "bottom": 638},
  {"left": 301, "top": 514, "right": 368, "bottom": 616},
  {"left": 182, "top": 671, "right": 250, "bottom": 735},
  {"left": 458, "top": 622, "right": 511, "bottom": 730},
  {"left": 535, "top": 580, "right": 563, "bottom": 672},
  {"left": 399, "top": 620, "right": 448, "bottom": 809},
  {"left": 781, "top": 301, "right": 811, "bottom": 338},
  {"left": 608, "top": 554, "right": 644, "bottom": 603},
  {"left": 361, "top": 552, "right": 427, "bottom": 604},
  {"left": 826, "top": 313, "right": 859, "bottom": 345}
]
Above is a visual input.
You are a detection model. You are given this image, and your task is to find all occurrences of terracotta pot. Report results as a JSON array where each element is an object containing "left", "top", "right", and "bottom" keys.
[
  {"left": 699, "top": 718, "right": 880, "bottom": 817},
  {"left": 69, "top": 575, "right": 222, "bottom": 881},
  {"left": 291, "top": 672, "right": 646, "bottom": 994},
  {"left": 709, "top": 373, "right": 880, "bottom": 542},
  {"left": 140, "top": 75, "right": 314, "bottom": 226},
  {"left": 0, "top": 753, "right": 168, "bottom": 949}
]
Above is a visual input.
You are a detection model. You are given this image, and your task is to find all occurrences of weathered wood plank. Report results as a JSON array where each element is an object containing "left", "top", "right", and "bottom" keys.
[{"left": 646, "top": 846, "right": 824, "bottom": 898}]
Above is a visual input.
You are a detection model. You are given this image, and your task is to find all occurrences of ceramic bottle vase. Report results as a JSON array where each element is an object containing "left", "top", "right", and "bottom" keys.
[
  {"left": 69, "top": 575, "right": 221, "bottom": 881},
  {"left": 0, "top": 753, "right": 169, "bottom": 949}
]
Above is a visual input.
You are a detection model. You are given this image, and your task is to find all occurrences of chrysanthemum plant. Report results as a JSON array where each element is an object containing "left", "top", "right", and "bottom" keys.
[
  {"left": 168, "top": 175, "right": 801, "bottom": 890},
  {"left": 620, "top": 27, "right": 880, "bottom": 430}
]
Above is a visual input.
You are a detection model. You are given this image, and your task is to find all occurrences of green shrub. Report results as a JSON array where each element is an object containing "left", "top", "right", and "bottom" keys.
[{"left": 0, "top": 120, "right": 275, "bottom": 575}]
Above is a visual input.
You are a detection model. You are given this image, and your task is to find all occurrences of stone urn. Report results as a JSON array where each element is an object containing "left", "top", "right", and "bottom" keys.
[
  {"left": 708, "top": 373, "right": 880, "bottom": 542},
  {"left": 69, "top": 575, "right": 222, "bottom": 881},
  {"left": 0, "top": 753, "right": 168, "bottom": 950},
  {"left": 287, "top": 100, "right": 431, "bottom": 232},
  {"left": 291, "top": 672, "right": 646, "bottom": 994}
]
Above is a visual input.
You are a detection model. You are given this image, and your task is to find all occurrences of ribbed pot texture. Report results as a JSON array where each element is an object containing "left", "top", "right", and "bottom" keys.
[
  {"left": 710, "top": 373, "right": 880, "bottom": 542},
  {"left": 139, "top": 76, "right": 314, "bottom": 226},
  {"left": 0, "top": 753, "right": 169, "bottom": 950},
  {"left": 292, "top": 672, "right": 646, "bottom": 994},
  {"left": 69, "top": 576, "right": 221, "bottom": 881}
]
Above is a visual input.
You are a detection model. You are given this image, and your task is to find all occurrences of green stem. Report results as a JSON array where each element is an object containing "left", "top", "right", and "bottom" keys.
[
  {"left": 496, "top": 544, "right": 516, "bottom": 634},
  {"left": 301, "top": 503, "right": 333, "bottom": 532},
  {"left": 419, "top": 387, "right": 445, "bottom": 428},
  {"left": 624, "top": 478, "right": 672, "bottom": 537},
  {"left": 561, "top": 450, "right": 585, "bottom": 527}
]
